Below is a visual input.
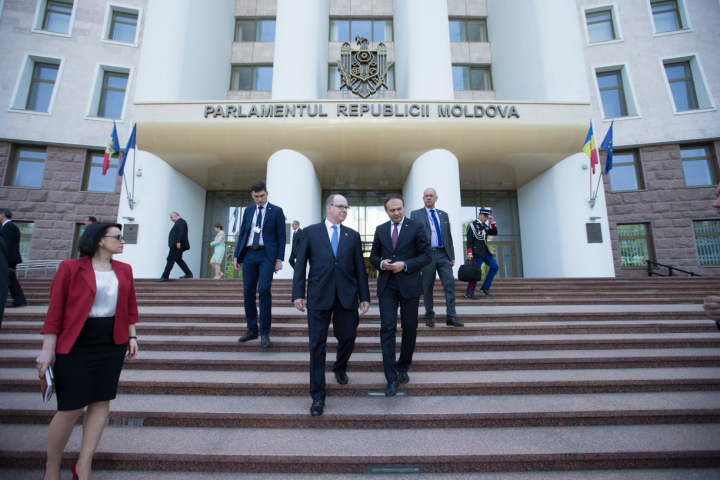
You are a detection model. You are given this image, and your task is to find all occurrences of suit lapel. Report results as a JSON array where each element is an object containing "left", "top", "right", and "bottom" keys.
[
  {"left": 380, "top": 221, "right": 393, "bottom": 253},
  {"left": 262, "top": 203, "right": 271, "bottom": 231},
  {"left": 336, "top": 224, "right": 349, "bottom": 257},
  {"left": 112, "top": 260, "right": 125, "bottom": 299},
  {"left": 318, "top": 222, "right": 335, "bottom": 256},
  {"left": 394, "top": 218, "right": 411, "bottom": 251},
  {"left": 80, "top": 257, "right": 96, "bottom": 294}
]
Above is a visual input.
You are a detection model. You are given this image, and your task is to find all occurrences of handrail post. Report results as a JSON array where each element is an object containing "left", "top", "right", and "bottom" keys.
[
  {"left": 669, "top": 266, "right": 673, "bottom": 277},
  {"left": 647, "top": 260, "right": 652, "bottom": 277}
]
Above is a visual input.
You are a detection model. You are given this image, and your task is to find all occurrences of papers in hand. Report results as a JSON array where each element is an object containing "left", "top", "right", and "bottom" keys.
[{"left": 41, "top": 366, "right": 54, "bottom": 403}]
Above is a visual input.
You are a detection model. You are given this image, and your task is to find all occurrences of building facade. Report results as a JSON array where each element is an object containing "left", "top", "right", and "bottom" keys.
[{"left": 0, "top": 0, "right": 717, "bottom": 280}]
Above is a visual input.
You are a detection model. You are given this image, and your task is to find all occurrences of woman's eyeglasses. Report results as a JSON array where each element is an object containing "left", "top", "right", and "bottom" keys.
[{"left": 103, "top": 235, "right": 124, "bottom": 241}]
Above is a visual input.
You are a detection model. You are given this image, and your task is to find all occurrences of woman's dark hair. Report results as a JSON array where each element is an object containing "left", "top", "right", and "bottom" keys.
[
  {"left": 78, "top": 222, "right": 122, "bottom": 258},
  {"left": 214, "top": 223, "right": 223, "bottom": 230}
]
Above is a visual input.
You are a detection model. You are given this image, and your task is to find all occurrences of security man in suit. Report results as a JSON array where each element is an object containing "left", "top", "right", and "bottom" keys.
[
  {"left": 0, "top": 237, "right": 9, "bottom": 326},
  {"left": 292, "top": 194, "right": 370, "bottom": 416},
  {"left": 465, "top": 207, "right": 499, "bottom": 299},
  {"left": 0, "top": 208, "right": 26, "bottom": 308},
  {"left": 234, "top": 181, "right": 286, "bottom": 348},
  {"left": 369, "top": 194, "right": 431, "bottom": 396},
  {"left": 288, "top": 220, "right": 303, "bottom": 269},
  {"left": 155, "top": 211, "right": 192, "bottom": 282},
  {"left": 410, "top": 188, "right": 463, "bottom": 328}
]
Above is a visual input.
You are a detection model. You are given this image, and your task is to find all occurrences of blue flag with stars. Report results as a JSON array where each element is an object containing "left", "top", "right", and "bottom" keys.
[{"left": 601, "top": 121, "right": 614, "bottom": 174}]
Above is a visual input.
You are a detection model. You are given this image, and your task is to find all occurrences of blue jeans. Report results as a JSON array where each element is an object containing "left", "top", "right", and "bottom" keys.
[
  {"left": 465, "top": 252, "right": 499, "bottom": 295},
  {"left": 241, "top": 249, "right": 275, "bottom": 335}
]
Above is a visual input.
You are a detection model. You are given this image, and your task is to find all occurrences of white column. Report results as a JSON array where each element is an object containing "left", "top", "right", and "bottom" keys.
[
  {"left": 403, "top": 149, "right": 463, "bottom": 277},
  {"left": 393, "top": 0, "right": 454, "bottom": 100},
  {"left": 134, "top": 0, "right": 235, "bottom": 102},
  {"left": 265, "top": 149, "right": 322, "bottom": 279},
  {"left": 272, "top": 0, "right": 329, "bottom": 100},
  {"left": 517, "top": 153, "right": 615, "bottom": 277},
  {"left": 116, "top": 150, "right": 206, "bottom": 279},
  {"left": 487, "top": 0, "right": 589, "bottom": 102}
]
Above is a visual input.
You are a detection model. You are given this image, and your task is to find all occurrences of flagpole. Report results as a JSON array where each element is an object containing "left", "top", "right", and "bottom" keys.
[{"left": 589, "top": 119, "right": 602, "bottom": 209}]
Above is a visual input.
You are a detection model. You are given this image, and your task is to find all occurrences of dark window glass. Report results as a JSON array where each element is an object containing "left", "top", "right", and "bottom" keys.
[
  {"left": 597, "top": 71, "right": 627, "bottom": 118},
  {"left": 110, "top": 10, "right": 138, "bottom": 43},
  {"left": 98, "top": 71, "right": 128, "bottom": 118},
  {"left": 452, "top": 65, "right": 491, "bottom": 90},
  {"left": 83, "top": 152, "right": 118, "bottom": 192},
  {"left": 230, "top": 66, "right": 273, "bottom": 90},
  {"left": 26, "top": 63, "right": 58, "bottom": 112},
  {"left": 7, "top": 147, "right": 46, "bottom": 188},
  {"left": 618, "top": 224, "right": 653, "bottom": 267},
  {"left": 665, "top": 61, "right": 698, "bottom": 111},
  {"left": 236, "top": 20, "right": 255, "bottom": 41},
  {"left": 15, "top": 222, "right": 34, "bottom": 260},
  {"left": 693, "top": 221, "right": 720, "bottom": 265},
  {"left": 681, "top": 146, "right": 714, "bottom": 187},
  {"left": 330, "top": 18, "right": 392, "bottom": 41},
  {"left": 652, "top": 0, "right": 682, "bottom": 32},
  {"left": 586, "top": 10, "right": 615, "bottom": 42},
  {"left": 609, "top": 151, "right": 642, "bottom": 191},
  {"left": 449, "top": 19, "right": 487, "bottom": 42},
  {"left": 71, "top": 223, "right": 87, "bottom": 259},
  {"left": 235, "top": 19, "right": 275, "bottom": 42},
  {"left": 43, "top": 1, "right": 72, "bottom": 34}
]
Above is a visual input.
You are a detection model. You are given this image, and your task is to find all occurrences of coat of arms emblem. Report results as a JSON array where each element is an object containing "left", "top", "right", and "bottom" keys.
[{"left": 336, "top": 36, "right": 394, "bottom": 99}]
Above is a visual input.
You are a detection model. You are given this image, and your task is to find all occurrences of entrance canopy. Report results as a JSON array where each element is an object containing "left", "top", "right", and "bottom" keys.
[{"left": 133, "top": 100, "right": 590, "bottom": 191}]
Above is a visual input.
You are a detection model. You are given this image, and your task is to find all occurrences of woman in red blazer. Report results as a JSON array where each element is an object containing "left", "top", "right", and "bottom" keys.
[{"left": 36, "top": 223, "right": 139, "bottom": 480}]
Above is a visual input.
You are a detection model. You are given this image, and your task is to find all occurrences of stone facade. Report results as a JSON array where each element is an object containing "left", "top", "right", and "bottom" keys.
[
  {"left": 0, "top": 141, "right": 122, "bottom": 261},
  {"left": 605, "top": 140, "right": 720, "bottom": 277}
]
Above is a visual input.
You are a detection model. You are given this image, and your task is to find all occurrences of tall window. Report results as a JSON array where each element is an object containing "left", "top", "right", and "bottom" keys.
[
  {"left": 597, "top": 70, "right": 627, "bottom": 118},
  {"left": 651, "top": 0, "right": 683, "bottom": 33},
  {"left": 15, "top": 222, "right": 34, "bottom": 260},
  {"left": 26, "top": 63, "right": 59, "bottom": 112},
  {"left": 665, "top": 61, "right": 697, "bottom": 111},
  {"left": 609, "top": 151, "right": 643, "bottom": 191},
  {"left": 235, "top": 18, "right": 276, "bottom": 42},
  {"left": 618, "top": 224, "right": 654, "bottom": 267},
  {"left": 42, "top": 1, "right": 73, "bottom": 34},
  {"left": 330, "top": 19, "right": 393, "bottom": 42},
  {"left": 71, "top": 223, "right": 87, "bottom": 259},
  {"left": 586, "top": 9, "right": 616, "bottom": 43},
  {"left": 449, "top": 18, "right": 488, "bottom": 42},
  {"left": 693, "top": 221, "right": 720, "bottom": 265},
  {"left": 5, "top": 147, "right": 46, "bottom": 188},
  {"left": 230, "top": 66, "right": 273, "bottom": 91},
  {"left": 109, "top": 10, "right": 138, "bottom": 43},
  {"left": 681, "top": 146, "right": 715, "bottom": 187},
  {"left": 98, "top": 72, "right": 128, "bottom": 118},
  {"left": 83, "top": 152, "right": 118, "bottom": 192},
  {"left": 452, "top": 66, "right": 491, "bottom": 91}
]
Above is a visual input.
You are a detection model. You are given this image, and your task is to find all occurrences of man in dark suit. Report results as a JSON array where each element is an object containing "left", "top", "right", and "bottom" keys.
[
  {"left": 288, "top": 221, "right": 303, "bottom": 269},
  {"left": 369, "top": 194, "right": 431, "bottom": 396},
  {"left": 0, "top": 237, "right": 9, "bottom": 326},
  {"left": 0, "top": 208, "right": 26, "bottom": 308},
  {"left": 155, "top": 211, "right": 192, "bottom": 282},
  {"left": 234, "top": 181, "right": 286, "bottom": 348},
  {"left": 292, "top": 194, "right": 370, "bottom": 416},
  {"left": 410, "top": 188, "right": 463, "bottom": 328}
]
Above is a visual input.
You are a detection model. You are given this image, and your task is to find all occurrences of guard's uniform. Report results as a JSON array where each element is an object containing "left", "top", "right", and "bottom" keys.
[{"left": 465, "top": 212, "right": 498, "bottom": 297}]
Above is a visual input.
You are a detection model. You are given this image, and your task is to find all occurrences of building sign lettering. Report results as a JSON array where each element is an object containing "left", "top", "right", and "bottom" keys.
[{"left": 203, "top": 104, "right": 520, "bottom": 119}]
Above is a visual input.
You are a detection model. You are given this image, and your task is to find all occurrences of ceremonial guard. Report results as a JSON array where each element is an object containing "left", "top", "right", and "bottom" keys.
[{"left": 465, "top": 207, "right": 499, "bottom": 299}]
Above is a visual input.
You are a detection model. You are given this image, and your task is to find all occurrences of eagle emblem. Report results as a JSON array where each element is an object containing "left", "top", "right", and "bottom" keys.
[{"left": 336, "top": 36, "right": 394, "bottom": 99}]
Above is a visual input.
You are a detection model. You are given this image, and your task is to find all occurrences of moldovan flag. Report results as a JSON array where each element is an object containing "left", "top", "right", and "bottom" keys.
[
  {"left": 103, "top": 123, "right": 120, "bottom": 176},
  {"left": 582, "top": 123, "right": 599, "bottom": 174}
]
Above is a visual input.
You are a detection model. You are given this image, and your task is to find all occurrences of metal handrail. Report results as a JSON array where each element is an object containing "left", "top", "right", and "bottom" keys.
[
  {"left": 17, "top": 260, "right": 62, "bottom": 278},
  {"left": 646, "top": 260, "right": 701, "bottom": 277}
]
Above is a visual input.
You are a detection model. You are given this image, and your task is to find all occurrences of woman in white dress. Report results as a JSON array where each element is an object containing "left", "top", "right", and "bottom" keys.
[{"left": 209, "top": 224, "right": 226, "bottom": 279}]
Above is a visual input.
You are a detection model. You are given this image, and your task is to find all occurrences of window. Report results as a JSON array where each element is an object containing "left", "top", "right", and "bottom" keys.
[
  {"left": 596, "top": 71, "right": 627, "bottom": 118},
  {"left": 71, "top": 223, "right": 87, "bottom": 258},
  {"left": 330, "top": 18, "right": 393, "bottom": 42},
  {"left": 681, "top": 146, "right": 715, "bottom": 187},
  {"left": 235, "top": 18, "right": 276, "bottom": 42},
  {"left": 26, "top": 63, "right": 59, "bottom": 112},
  {"left": 585, "top": 7, "right": 620, "bottom": 43},
  {"left": 9, "top": 55, "right": 63, "bottom": 114},
  {"left": 42, "top": 0, "right": 73, "bottom": 33},
  {"left": 449, "top": 18, "right": 487, "bottom": 42},
  {"left": 328, "top": 64, "right": 394, "bottom": 91},
  {"left": 5, "top": 146, "right": 46, "bottom": 188},
  {"left": 83, "top": 152, "right": 118, "bottom": 192},
  {"left": 665, "top": 61, "right": 697, "bottom": 111},
  {"left": 651, "top": 0, "right": 682, "bottom": 32},
  {"left": 109, "top": 10, "right": 138, "bottom": 42},
  {"left": 97, "top": 71, "right": 128, "bottom": 118},
  {"left": 15, "top": 221, "right": 34, "bottom": 260},
  {"left": 693, "top": 221, "right": 720, "bottom": 265},
  {"left": 609, "top": 151, "right": 643, "bottom": 191},
  {"left": 230, "top": 66, "right": 273, "bottom": 91},
  {"left": 618, "top": 224, "right": 654, "bottom": 268},
  {"left": 452, "top": 66, "right": 492, "bottom": 91}
]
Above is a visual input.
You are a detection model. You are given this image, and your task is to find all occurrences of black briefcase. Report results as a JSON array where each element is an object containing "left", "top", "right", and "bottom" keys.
[{"left": 458, "top": 261, "right": 483, "bottom": 282}]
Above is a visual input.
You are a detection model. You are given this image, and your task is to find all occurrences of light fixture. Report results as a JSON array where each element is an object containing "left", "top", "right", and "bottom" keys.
[
  {"left": 122, "top": 217, "right": 135, "bottom": 221},
  {"left": 460, "top": 182, "right": 471, "bottom": 187},
  {"left": 582, "top": 164, "right": 589, "bottom": 170},
  {"left": 335, "top": 182, "right": 345, "bottom": 187},
  {"left": 590, "top": 216, "right": 602, "bottom": 221},
  {"left": 135, "top": 168, "right": 142, "bottom": 177},
  {"left": 212, "top": 183, "right": 224, "bottom": 188},
  {"left": 498, "top": 182, "right": 512, "bottom": 187},
  {"left": 378, "top": 182, "right": 389, "bottom": 187}
]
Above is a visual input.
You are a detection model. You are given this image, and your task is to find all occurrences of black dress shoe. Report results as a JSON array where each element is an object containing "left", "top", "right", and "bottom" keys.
[
  {"left": 426, "top": 318, "right": 435, "bottom": 327},
  {"left": 335, "top": 372, "right": 348, "bottom": 384},
  {"left": 180, "top": 274, "right": 193, "bottom": 279},
  {"left": 385, "top": 380, "right": 399, "bottom": 397},
  {"left": 261, "top": 334, "right": 271, "bottom": 348},
  {"left": 399, "top": 371, "right": 410, "bottom": 384},
  {"left": 446, "top": 318, "right": 465, "bottom": 327},
  {"left": 154, "top": 278, "right": 169, "bottom": 283},
  {"left": 238, "top": 331, "right": 258, "bottom": 342},
  {"left": 479, "top": 288, "right": 494, "bottom": 297},
  {"left": 8, "top": 304, "right": 26, "bottom": 308},
  {"left": 464, "top": 294, "right": 478, "bottom": 300},
  {"left": 310, "top": 399, "right": 325, "bottom": 416}
]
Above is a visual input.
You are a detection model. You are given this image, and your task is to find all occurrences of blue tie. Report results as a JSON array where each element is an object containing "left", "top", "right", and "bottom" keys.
[
  {"left": 430, "top": 210, "right": 443, "bottom": 248},
  {"left": 331, "top": 225, "right": 339, "bottom": 256}
]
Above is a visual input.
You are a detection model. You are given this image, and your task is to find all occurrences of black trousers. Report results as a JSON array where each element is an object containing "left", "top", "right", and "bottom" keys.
[
  {"left": 289, "top": 253, "right": 296, "bottom": 269},
  {"left": 7, "top": 263, "right": 26, "bottom": 307},
  {"left": 307, "top": 291, "right": 359, "bottom": 402},
  {"left": 161, "top": 248, "right": 192, "bottom": 279},
  {"left": 378, "top": 275, "right": 420, "bottom": 384}
]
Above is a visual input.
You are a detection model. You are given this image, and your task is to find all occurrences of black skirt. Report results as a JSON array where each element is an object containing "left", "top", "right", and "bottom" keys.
[{"left": 53, "top": 316, "right": 127, "bottom": 411}]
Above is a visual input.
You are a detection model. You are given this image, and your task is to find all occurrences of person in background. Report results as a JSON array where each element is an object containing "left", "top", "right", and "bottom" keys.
[
  {"left": 0, "top": 237, "right": 8, "bottom": 328},
  {"left": 465, "top": 207, "right": 498, "bottom": 299},
  {"left": 36, "top": 222, "right": 139, "bottom": 480},
  {"left": 210, "top": 223, "right": 226, "bottom": 279},
  {"left": 0, "top": 208, "right": 26, "bottom": 308},
  {"left": 702, "top": 183, "right": 720, "bottom": 332},
  {"left": 155, "top": 212, "right": 192, "bottom": 282},
  {"left": 289, "top": 221, "right": 303, "bottom": 269}
]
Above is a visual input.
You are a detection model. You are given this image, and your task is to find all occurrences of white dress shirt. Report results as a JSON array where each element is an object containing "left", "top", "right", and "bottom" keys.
[
  {"left": 88, "top": 270, "right": 119, "bottom": 317},
  {"left": 324, "top": 218, "right": 342, "bottom": 241},
  {"left": 245, "top": 203, "right": 267, "bottom": 247},
  {"left": 424, "top": 206, "right": 443, "bottom": 248}
]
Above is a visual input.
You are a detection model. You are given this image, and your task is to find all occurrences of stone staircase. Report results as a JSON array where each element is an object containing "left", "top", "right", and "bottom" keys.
[{"left": 1, "top": 277, "right": 719, "bottom": 477}]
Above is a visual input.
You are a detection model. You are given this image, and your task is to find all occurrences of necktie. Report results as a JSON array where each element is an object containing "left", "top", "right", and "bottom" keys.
[
  {"left": 392, "top": 223, "right": 399, "bottom": 249},
  {"left": 430, "top": 210, "right": 443, "bottom": 248},
  {"left": 252, "top": 206, "right": 263, "bottom": 248},
  {"left": 331, "top": 225, "right": 339, "bottom": 256}
]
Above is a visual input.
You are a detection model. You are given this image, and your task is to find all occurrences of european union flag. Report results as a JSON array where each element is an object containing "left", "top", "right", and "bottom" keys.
[{"left": 601, "top": 121, "right": 614, "bottom": 174}]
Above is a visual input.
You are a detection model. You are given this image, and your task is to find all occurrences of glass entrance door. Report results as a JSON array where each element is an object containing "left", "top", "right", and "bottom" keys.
[{"left": 201, "top": 191, "right": 253, "bottom": 278}]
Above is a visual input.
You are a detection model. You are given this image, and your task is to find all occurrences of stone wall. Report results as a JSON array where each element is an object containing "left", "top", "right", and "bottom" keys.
[
  {"left": 604, "top": 140, "right": 720, "bottom": 277},
  {"left": 0, "top": 141, "right": 122, "bottom": 261}
]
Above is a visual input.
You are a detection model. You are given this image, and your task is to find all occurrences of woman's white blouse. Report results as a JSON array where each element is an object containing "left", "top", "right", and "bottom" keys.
[{"left": 88, "top": 270, "right": 119, "bottom": 317}]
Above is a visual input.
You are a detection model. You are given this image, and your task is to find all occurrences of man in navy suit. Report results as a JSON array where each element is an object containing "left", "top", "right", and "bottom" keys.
[
  {"left": 292, "top": 194, "right": 370, "bottom": 416},
  {"left": 234, "top": 181, "right": 286, "bottom": 348},
  {"left": 0, "top": 208, "right": 26, "bottom": 308},
  {"left": 369, "top": 194, "right": 431, "bottom": 396}
]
